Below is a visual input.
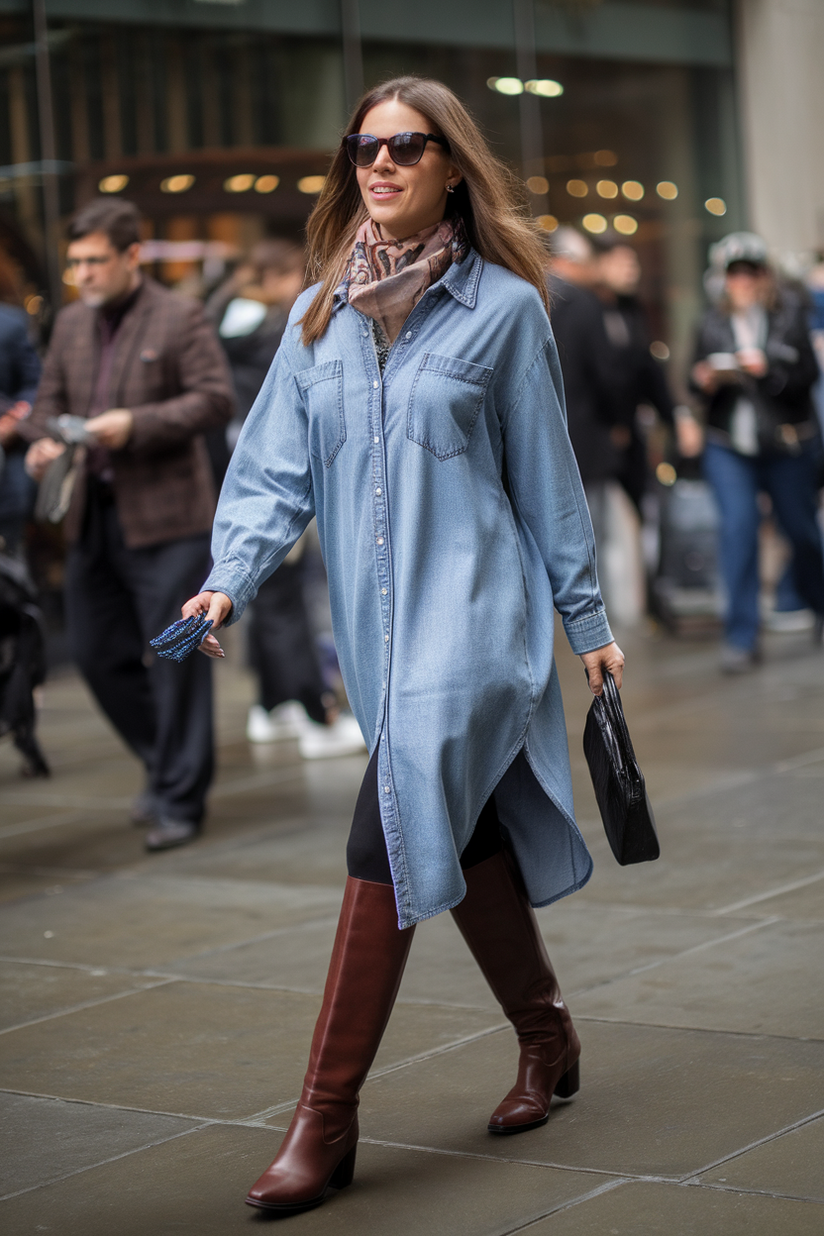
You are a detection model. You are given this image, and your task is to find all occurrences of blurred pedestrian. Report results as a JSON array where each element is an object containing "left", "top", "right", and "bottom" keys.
[
  {"left": 547, "top": 227, "right": 622, "bottom": 509},
  {"left": 212, "top": 239, "right": 365, "bottom": 757},
  {"left": 182, "top": 76, "right": 623, "bottom": 1214},
  {"left": 23, "top": 199, "right": 233, "bottom": 848},
  {"left": 592, "top": 231, "right": 701, "bottom": 509},
  {"left": 547, "top": 228, "right": 644, "bottom": 623},
  {"left": 0, "top": 299, "right": 41, "bottom": 558},
  {"left": 692, "top": 231, "right": 824, "bottom": 672}
]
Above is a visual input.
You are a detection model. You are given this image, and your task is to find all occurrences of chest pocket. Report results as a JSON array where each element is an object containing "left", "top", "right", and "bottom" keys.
[
  {"left": 407, "top": 353, "right": 493, "bottom": 460},
  {"left": 297, "top": 359, "right": 346, "bottom": 467}
]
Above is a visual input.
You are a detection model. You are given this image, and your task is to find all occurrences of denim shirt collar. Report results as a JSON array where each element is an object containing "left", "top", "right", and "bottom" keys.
[{"left": 332, "top": 247, "right": 481, "bottom": 314}]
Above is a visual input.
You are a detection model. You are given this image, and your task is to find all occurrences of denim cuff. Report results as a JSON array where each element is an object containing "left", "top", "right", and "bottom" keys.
[
  {"left": 201, "top": 559, "right": 257, "bottom": 625},
  {"left": 563, "top": 608, "right": 613, "bottom": 655}
]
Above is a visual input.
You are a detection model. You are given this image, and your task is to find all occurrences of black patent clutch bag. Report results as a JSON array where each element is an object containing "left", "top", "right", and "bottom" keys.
[{"left": 583, "top": 672, "right": 660, "bottom": 865}]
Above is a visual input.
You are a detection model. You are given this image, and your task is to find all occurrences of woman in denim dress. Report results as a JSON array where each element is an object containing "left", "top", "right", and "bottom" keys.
[{"left": 182, "top": 77, "right": 624, "bottom": 1214}]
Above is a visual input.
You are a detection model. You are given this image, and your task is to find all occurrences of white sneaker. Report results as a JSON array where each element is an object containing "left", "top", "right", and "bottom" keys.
[
  {"left": 298, "top": 713, "right": 367, "bottom": 760},
  {"left": 246, "top": 702, "right": 309, "bottom": 744}
]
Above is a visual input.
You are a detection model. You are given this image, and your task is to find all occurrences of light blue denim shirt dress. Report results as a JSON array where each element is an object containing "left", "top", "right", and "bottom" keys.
[{"left": 203, "top": 249, "right": 613, "bottom": 929}]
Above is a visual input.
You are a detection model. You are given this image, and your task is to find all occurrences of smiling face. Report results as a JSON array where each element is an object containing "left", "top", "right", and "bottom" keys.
[{"left": 355, "top": 98, "right": 460, "bottom": 241}]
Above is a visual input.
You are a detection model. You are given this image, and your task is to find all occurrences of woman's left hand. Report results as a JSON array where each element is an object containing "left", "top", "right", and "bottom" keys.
[{"left": 579, "top": 642, "right": 624, "bottom": 695}]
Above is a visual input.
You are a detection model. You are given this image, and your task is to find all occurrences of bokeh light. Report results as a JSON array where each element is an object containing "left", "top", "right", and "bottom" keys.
[
  {"left": 224, "top": 174, "right": 256, "bottom": 193},
  {"left": 298, "top": 175, "right": 326, "bottom": 195},
  {"left": 160, "top": 174, "right": 195, "bottom": 194},
  {"left": 567, "top": 179, "right": 588, "bottom": 198},
  {"left": 98, "top": 174, "right": 129, "bottom": 194},
  {"left": 582, "top": 213, "right": 608, "bottom": 234},
  {"left": 656, "top": 181, "right": 678, "bottom": 200},
  {"left": 613, "top": 214, "right": 638, "bottom": 235},
  {"left": 622, "top": 181, "right": 644, "bottom": 201}
]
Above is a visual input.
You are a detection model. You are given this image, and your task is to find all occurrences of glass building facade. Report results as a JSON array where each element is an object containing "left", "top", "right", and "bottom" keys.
[{"left": 0, "top": 0, "right": 740, "bottom": 381}]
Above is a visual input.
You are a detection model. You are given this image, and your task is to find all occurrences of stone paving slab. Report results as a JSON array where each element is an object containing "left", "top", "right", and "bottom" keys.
[
  {"left": 0, "top": 1091, "right": 200, "bottom": 1200},
  {"left": 524, "top": 1179, "right": 824, "bottom": 1234},
  {"left": 748, "top": 877, "right": 824, "bottom": 922},
  {"left": 0, "top": 864, "right": 96, "bottom": 906},
  {"left": 0, "top": 980, "right": 502, "bottom": 1121},
  {"left": 0, "top": 874, "right": 343, "bottom": 968},
  {"left": 572, "top": 919, "right": 824, "bottom": 1038},
  {"left": 351, "top": 1020, "right": 824, "bottom": 1178},
  {"left": 0, "top": 1121, "right": 616, "bottom": 1236},
  {"left": 698, "top": 1113, "right": 824, "bottom": 1202},
  {"left": 0, "top": 960, "right": 162, "bottom": 1032}
]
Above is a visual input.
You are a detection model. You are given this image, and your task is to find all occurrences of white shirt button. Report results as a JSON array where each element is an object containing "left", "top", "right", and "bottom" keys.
[
  {"left": 375, "top": 488, "right": 381, "bottom": 495},
  {"left": 406, "top": 331, "right": 412, "bottom": 339},
  {"left": 374, "top": 436, "right": 380, "bottom": 443},
  {"left": 377, "top": 537, "right": 384, "bottom": 545},
  {"left": 385, "top": 634, "right": 389, "bottom": 642},
  {"left": 382, "top": 588, "right": 387, "bottom": 595},
  {"left": 373, "top": 380, "right": 379, "bottom": 389},
  {"left": 384, "top": 786, "right": 391, "bottom": 793}
]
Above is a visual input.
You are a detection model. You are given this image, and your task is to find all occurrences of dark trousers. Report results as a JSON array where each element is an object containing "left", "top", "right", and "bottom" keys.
[
  {"left": 703, "top": 440, "right": 824, "bottom": 650},
  {"left": 247, "top": 560, "right": 327, "bottom": 723},
  {"left": 346, "top": 748, "right": 503, "bottom": 884},
  {"left": 65, "top": 485, "right": 214, "bottom": 823}
]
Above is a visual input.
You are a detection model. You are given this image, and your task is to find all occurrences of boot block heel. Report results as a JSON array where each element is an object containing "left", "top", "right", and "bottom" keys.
[
  {"left": 329, "top": 1142, "right": 357, "bottom": 1190},
  {"left": 553, "top": 1058, "right": 580, "bottom": 1100}
]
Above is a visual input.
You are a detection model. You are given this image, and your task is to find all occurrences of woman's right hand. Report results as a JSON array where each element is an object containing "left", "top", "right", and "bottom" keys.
[{"left": 181, "top": 590, "right": 233, "bottom": 658}]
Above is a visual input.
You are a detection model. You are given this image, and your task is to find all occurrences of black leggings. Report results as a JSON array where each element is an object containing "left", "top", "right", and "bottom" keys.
[{"left": 346, "top": 748, "right": 503, "bottom": 884}]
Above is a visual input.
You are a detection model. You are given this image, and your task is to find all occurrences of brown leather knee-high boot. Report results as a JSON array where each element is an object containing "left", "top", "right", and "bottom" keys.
[
  {"left": 245, "top": 877, "right": 415, "bottom": 1213},
  {"left": 451, "top": 850, "right": 580, "bottom": 1134}
]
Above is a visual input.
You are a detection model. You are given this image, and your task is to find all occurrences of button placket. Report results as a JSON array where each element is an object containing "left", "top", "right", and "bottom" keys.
[{"left": 364, "top": 329, "right": 392, "bottom": 687}]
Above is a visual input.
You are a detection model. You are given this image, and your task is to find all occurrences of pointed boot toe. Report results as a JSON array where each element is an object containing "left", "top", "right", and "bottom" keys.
[
  {"left": 244, "top": 1105, "right": 358, "bottom": 1214},
  {"left": 488, "top": 1054, "right": 580, "bottom": 1134}
]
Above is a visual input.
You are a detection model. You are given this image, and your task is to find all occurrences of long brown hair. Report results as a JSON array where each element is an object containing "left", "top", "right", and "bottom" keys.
[{"left": 300, "top": 76, "right": 550, "bottom": 344}]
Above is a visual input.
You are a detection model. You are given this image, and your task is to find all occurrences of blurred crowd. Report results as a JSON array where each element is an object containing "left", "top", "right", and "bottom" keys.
[{"left": 3, "top": 195, "right": 824, "bottom": 847}]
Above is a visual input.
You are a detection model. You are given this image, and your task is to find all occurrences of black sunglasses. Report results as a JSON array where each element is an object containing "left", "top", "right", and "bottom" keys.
[{"left": 343, "top": 131, "right": 449, "bottom": 168}]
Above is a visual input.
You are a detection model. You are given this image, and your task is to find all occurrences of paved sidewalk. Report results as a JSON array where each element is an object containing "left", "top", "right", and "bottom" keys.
[{"left": 1, "top": 622, "right": 823, "bottom": 1234}]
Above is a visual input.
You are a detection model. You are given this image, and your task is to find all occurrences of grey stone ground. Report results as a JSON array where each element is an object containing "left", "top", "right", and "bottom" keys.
[{"left": 0, "top": 620, "right": 823, "bottom": 1234}]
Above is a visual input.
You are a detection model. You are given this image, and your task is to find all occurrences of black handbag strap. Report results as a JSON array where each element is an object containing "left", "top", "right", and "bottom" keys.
[{"left": 599, "top": 672, "right": 640, "bottom": 776}]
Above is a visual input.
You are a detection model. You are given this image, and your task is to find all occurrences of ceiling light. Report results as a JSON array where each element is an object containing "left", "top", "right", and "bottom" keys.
[
  {"left": 656, "top": 181, "right": 678, "bottom": 200},
  {"left": 622, "top": 181, "right": 644, "bottom": 201},
  {"left": 537, "top": 215, "right": 558, "bottom": 232},
  {"left": 567, "top": 179, "right": 588, "bottom": 198},
  {"left": 254, "top": 175, "right": 279, "bottom": 194},
  {"left": 99, "top": 174, "right": 129, "bottom": 193},
  {"left": 487, "top": 77, "right": 524, "bottom": 96},
  {"left": 526, "top": 175, "right": 549, "bottom": 195},
  {"left": 297, "top": 175, "right": 326, "bottom": 195},
  {"left": 525, "top": 79, "right": 563, "bottom": 98},
  {"left": 705, "top": 197, "right": 727, "bottom": 216},
  {"left": 224, "top": 174, "right": 255, "bottom": 193},
  {"left": 596, "top": 180, "right": 618, "bottom": 199},
  {"left": 613, "top": 214, "right": 638, "bottom": 235},
  {"left": 650, "top": 341, "right": 670, "bottom": 360},
  {"left": 160, "top": 174, "right": 195, "bottom": 194},
  {"left": 594, "top": 150, "right": 618, "bottom": 167},
  {"left": 582, "top": 213, "right": 607, "bottom": 234}
]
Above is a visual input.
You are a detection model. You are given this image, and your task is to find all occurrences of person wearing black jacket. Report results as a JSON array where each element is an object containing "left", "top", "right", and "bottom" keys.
[
  {"left": 0, "top": 302, "right": 41, "bottom": 556},
  {"left": 547, "top": 229, "right": 623, "bottom": 549},
  {"left": 692, "top": 232, "right": 824, "bottom": 672}
]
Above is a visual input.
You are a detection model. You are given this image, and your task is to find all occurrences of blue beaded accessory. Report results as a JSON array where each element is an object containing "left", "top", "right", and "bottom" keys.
[{"left": 150, "top": 614, "right": 213, "bottom": 662}]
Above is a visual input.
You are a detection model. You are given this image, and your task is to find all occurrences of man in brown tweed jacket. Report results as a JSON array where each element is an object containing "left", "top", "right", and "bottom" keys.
[{"left": 25, "top": 199, "right": 234, "bottom": 850}]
